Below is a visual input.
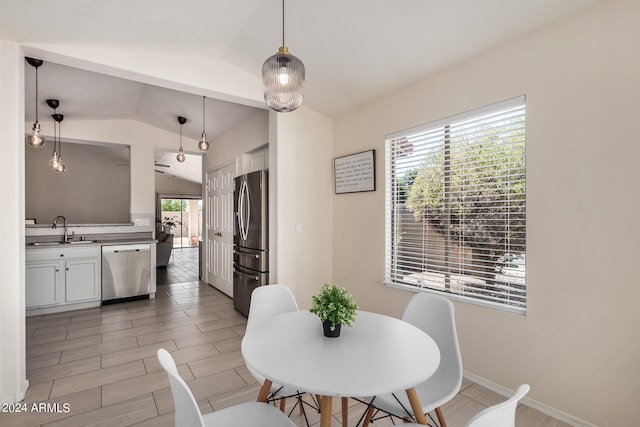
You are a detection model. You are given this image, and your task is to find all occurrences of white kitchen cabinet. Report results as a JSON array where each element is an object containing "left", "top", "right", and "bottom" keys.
[
  {"left": 243, "top": 146, "right": 269, "bottom": 174},
  {"left": 26, "top": 246, "right": 101, "bottom": 315},
  {"left": 25, "top": 261, "right": 61, "bottom": 308},
  {"left": 65, "top": 258, "right": 100, "bottom": 303}
]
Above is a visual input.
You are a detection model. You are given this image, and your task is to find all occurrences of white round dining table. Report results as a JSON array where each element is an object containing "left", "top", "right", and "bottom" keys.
[{"left": 241, "top": 310, "right": 440, "bottom": 426}]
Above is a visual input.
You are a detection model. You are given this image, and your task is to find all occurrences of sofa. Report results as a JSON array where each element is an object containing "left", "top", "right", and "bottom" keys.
[{"left": 156, "top": 231, "right": 174, "bottom": 267}]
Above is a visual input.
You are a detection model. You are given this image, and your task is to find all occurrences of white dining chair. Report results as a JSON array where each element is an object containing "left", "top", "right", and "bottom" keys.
[
  {"left": 245, "top": 284, "right": 316, "bottom": 421},
  {"left": 401, "top": 384, "right": 530, "bottom": 427},
  {"left": 465, "top": 384, "right": 530, "bottom": 427},
  {"left": 360, "top": 292, "right": 463, "bottom": 427},
  {"left": 156, "top": 348, "right": 297, "bottom": 427}
]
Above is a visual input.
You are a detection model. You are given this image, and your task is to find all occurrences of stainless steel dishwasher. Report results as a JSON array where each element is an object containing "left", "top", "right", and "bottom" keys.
[{"left": 102, "top": 244, "right": 151, "bottom": 303}]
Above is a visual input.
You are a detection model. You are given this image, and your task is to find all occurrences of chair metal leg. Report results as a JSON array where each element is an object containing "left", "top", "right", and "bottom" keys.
[{"left": 435, "top": 407, "right": 447, "bottom": 427}]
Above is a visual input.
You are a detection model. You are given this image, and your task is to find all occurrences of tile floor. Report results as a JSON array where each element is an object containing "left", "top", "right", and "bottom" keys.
[
  {"left": 155, "top": 247, "right": 199, "bottom": 286},
  {"left": 2, "top": 280, "right": 572, "bottom": 427}
]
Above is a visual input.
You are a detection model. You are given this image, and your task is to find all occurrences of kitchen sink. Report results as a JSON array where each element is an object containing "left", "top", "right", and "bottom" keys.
[
  {"left": 30, "top": 241, "right": 66, "bottom": 246},
  {"left": 30, "top": 240, "right": 98, "bottom": 246}
]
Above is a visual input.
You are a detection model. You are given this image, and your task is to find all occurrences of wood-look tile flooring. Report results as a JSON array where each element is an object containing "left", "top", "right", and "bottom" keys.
[
  {"left": 155, "top": 246, "right": 199, "bottom": 286},
  {"left": 2, "top": 281, "right": 571, "bottom": 427}
]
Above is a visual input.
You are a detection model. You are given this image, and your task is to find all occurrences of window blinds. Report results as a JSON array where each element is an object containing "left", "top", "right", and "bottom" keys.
[{"left": 385, "top": 96, "right": 526, "bottom": 313}]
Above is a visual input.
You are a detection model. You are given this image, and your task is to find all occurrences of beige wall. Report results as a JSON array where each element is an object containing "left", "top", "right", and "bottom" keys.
[
  {"left": 332, "top": 1, "right": 640, "bottom": 426},
  {"left": 272, "top": 107, "right": 334, "bottom": 306}
]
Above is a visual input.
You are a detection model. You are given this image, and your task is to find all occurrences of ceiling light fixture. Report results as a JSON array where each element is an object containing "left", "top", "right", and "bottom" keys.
[
  {"left": 176, "top": 116, "right": 187, "bottom": 163},
  {"left": 49, "top": 101, "right": 66, "bottom": 173},
  {"left": 198, "top": 96, "right": 210, "bottom": 152},
  {"left": 25, "top": 57, "right": 46, "bottom": 148},
  {"left": 262, "top": 0, "right": 305, "bottom": 112}
]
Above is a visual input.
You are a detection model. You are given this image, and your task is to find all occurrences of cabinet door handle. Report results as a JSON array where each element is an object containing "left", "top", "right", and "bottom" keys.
[
  {"left": 60, "top": 254, "right": 64, "bottom": 257},
  {"left": 66, "top": 268, "right": 69, "bottom": 271}
]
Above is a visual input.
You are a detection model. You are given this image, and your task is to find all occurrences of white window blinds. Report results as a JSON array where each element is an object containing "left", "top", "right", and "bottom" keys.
[{"left": 385, "top": 96, "right": 526, "bottom": 313}]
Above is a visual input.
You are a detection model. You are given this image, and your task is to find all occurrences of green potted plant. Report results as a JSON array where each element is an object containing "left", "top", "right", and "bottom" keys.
[
  {"left": 310, "top": 284, "right": 358, "bottom": 338},
  {"left": 161, "top": 216, "right": 182, "bottom": 234}
]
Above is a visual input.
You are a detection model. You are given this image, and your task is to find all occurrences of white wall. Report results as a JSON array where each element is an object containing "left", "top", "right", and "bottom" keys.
[
  {"left": 25, "top": 142, "right": 130, "bottom": 224},
  {"left": 41, "top": 118, "right": 198, "bottom": 220},
  {"left": 203, "top": 108, "right": 268, "bottom": 174},
  {"left": 332, "top": 1, "right": 640, "bottom": 426},
  {"left": 155, "top": 174, "right": 202, "bottom": 195},
  {"left": 0, "top": 41, "right": 28, "bottom": 404},
  {"left": 272, "top": 106, "right": 334, "bottom": 307}
]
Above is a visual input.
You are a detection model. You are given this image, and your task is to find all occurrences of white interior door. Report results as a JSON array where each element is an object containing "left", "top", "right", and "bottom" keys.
[{"left": 206, "top": 164, "right": 235, "bottom": 297}]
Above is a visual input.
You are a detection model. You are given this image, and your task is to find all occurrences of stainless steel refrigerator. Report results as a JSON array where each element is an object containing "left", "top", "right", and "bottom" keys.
[{"left": 233, "top": 170, "right": 268, "bottom": 316}]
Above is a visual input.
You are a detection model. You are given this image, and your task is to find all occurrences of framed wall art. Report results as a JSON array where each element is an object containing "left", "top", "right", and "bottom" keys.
[{"left": 334, "top": 149, "right": 376, "bottom": 194}]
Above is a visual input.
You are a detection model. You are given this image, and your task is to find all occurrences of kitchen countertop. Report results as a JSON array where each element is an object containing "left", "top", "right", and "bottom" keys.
[{"left": 26, "top": 238, "right": 157, "bottom": 249}]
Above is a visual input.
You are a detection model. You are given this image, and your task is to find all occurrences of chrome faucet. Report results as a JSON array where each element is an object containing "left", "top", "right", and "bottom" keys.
[{"left": 52, "top": 215, "right": 74, "bottom": 242}]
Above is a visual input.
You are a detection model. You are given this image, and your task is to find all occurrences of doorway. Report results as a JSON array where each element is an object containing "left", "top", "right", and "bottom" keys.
[
  {"left": 156, "top": 194, "right": 202, "bottom": 286},
  {"left": 159, "top": 197, "right": 202, "bottom": 248}
]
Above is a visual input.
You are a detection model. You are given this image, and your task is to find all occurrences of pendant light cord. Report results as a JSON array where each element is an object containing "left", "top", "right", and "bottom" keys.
[
  {"left": 58, "top": 120, "right": 62, "bottom": 156},
  {"left": 35, "top": 67, "right": 39, "bottom": 122},
  {"left": 282, "top": 0, "right": 285, "bottom": 46},
  {"left": 52, "top": 111, "right": 57, "bottom": 154},
  {"left": 202, "top": 96, "right": 206, "bottom": 130},
  {"left": 180, "top": 123, "right": 183, "bottom": 149}
]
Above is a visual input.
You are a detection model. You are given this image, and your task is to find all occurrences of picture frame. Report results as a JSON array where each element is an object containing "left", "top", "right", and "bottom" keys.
[{"left": 334, "top": 149, "right": 376, "bottom": 194}]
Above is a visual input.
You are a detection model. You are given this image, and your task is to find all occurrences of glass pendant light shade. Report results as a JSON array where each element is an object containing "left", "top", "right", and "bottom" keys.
[
  {"left": 198, "top": 132, "right": 210, "bottom": 152},
  {"left": 26, "top": 122, "right": 46, "bottom": 148},
  {"left": 176, "top": 147, "right": 186, "bottom": 163},
  {"left": 49, "top": 152, "right": 61, "bottom": 172},
  {"left": 263, "top": 46, "right": 305, "bottom": 112},
  {"left": 198, "top": 96, "right": 210, "bottom": 152},
  {"left": 50, "top": 113, "right": 66, "bottom": 173}
]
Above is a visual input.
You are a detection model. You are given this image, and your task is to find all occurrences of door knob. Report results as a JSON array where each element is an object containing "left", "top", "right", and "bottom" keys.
[{"left": 215, "top": 232, "right": 222, "bottom": 237}]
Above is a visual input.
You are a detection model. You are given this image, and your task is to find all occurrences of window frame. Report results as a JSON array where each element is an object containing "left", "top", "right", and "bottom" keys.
[{"left": 384, "top": 96, "right": 527, "bottom": 314}]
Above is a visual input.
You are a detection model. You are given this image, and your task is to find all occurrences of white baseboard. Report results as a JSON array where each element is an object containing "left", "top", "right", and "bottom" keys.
[
  {"left": 0, "top": 380, "right": 29, "bottom": 405},
  {"left": 463, "top": 371, "right": 597, "bottom": 427}
]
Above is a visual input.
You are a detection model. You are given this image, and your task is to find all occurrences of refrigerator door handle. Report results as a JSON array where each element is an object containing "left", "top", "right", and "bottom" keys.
[
  {"left": 238, "top": 180, "right": 248, "bottom": 241},
  {"left": 243, "top": 180, "right": 251, "bottom": 240},
  {"left": 233, "top": 267, "right": 259, "bottom": 281},
  {"left": 234, "top": 249, "right": 260, "bottom": 259}
]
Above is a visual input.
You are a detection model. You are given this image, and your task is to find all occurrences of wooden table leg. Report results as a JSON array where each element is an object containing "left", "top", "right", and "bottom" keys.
[
  {"left": 320, "top": 395, "right": 333, "bottom": 427},
  {"left": 405, "top": 387, "right": 427, "bottom": 425},
  {"left": 341, "top": 397, "right": 349, "bottom": 427},
  {"left": 257, "top": 379, "right": 272, "bottom": 402}
]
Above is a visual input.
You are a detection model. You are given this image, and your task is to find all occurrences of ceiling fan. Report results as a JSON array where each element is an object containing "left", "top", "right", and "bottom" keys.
[{"left": 155, "top": 161, "right": 170, "bottom": 173}]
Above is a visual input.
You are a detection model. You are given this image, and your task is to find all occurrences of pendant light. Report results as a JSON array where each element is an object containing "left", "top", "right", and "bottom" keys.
[
  {"left": 262, "top": 0, "right": 305, "bottom": 112},
  {"left": 25, "top": 57, "right": 46, "bottom": 148},
  {"left": 198, "top": 96, "right": 210, "bottom": 152},
  {"left": 47, "top": 99, "right": 65, "bottom": 173},
  {"left": 50, "top": 113, "right": 66, "bottom": 173},
  {"left": 176, "top": 116, "right": 187, "bottom": 163}
]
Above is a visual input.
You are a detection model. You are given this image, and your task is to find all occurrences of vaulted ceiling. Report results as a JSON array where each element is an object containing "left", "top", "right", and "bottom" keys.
[
  {"left": 3, "top": 0, "right": 601, "bottom": 118},
  {"left": 4, "top": 1, "right": 602, "bottom": 182}
]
